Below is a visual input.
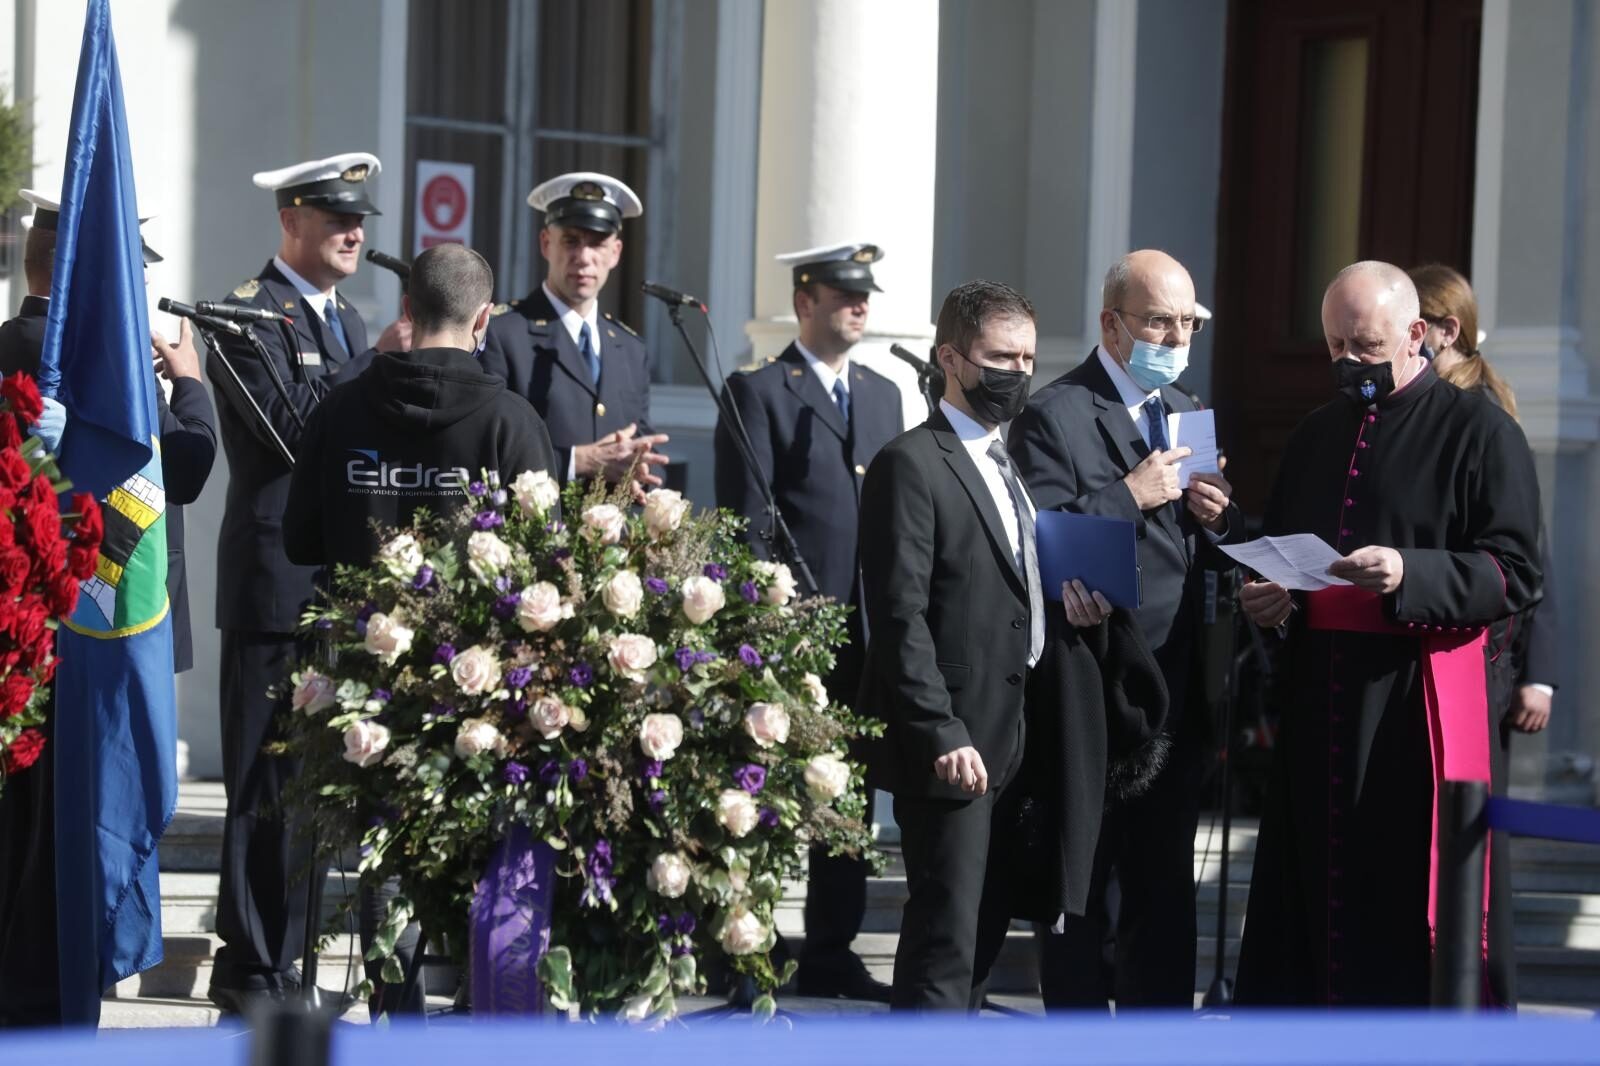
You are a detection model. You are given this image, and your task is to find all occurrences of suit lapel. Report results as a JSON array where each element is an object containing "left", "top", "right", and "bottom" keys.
[
  {"left": 526, "top": 289, "right": 598, "bottom": 399},
  {"left": 336, "top": 294, "right": 368, "bottom": 356},
  {"left": 258, "top": 270, "right": 335, "bottom": 375},
  {"left": 1081, "top": 352, "right": 1188, "bottom": 555},
  {"left": 778, "top": 345, "right": 847, "bottom": 441},
  {"left": 928, "top": 412, "right": 1025, "bottom": 596}
]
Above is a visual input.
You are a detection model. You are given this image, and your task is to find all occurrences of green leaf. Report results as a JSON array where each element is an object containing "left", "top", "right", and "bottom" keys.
[
  {"left": 380, "top": 956, "right": 405, "bottom": 985},
  {"left": 752, "top": 993, "right": 777, "bottom": 1022}
]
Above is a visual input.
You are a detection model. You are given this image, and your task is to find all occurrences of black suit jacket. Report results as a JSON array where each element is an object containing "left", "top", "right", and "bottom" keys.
[
  {"left": 208, "top": 261, "right": 372, "bottom": 633},
  {"left": 1008, "top": 351, "right": 1240, "bottom": 732},
  {"left": 480, "top": 287, "right": 653, "bottom": 481},
  {"left": 857, "top": 409, "right": 1033, "bottom": 800},
  {"left": 714, "top": 344, "right": 903, "bottom": 699},
  {"left": 0, "top": 295, "right": 217, "bottom": 669}
]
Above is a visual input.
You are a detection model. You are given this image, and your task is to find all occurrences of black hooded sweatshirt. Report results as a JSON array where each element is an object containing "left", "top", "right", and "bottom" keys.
[{"left": 284, "top": 347, "right": 557, "bottom": 567}]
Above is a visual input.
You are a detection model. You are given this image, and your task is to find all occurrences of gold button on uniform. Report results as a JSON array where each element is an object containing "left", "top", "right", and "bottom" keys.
[
  {"left": 595, "top": 402, "right": 607, "bottom": 417},
  {"left": 854, "top": 464, "right": 866, "bottom": 476}
]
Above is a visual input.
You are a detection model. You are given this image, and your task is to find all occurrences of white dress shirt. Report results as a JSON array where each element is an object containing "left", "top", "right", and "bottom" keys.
[
  {"left": 939, "top": 399, "right": 1035, "bottom": 571},
  {"left": 542, "top": 282, "right": 602, "bottom": 361},
  {"left": 796, "top": 340, "right": 849, "bottom": 399},
  {"left": 1096, "top": 345, "right": 1163, "bottom": 448},
  {"left": 273, "top": 255, "right": 340, "bottom": 324}
]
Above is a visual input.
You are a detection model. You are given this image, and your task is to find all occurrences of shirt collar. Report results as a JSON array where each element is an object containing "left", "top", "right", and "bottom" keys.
[
  {"left": 273, "top": 255, "right": 337, "bottom": 317},
  {"left": 939, "top": 398, "right": 1001, "bottom": 445},
  {"left": 542, "top": 282, "right": 601, "bottom": 355},
  {"left": 795, "top": 340, "right": 850, "bottom": 395},
  {"left": 1096, "top": 345, "right": 1160, "bottom": 410}
]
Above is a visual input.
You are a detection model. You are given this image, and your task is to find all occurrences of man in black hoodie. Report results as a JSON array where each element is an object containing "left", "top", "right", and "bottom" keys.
[
  {"left": 285, "top": 243, "right": 557, "bottom": 567},
  {"left": 283, "top": 243, "right": 555, "bottom": 1015}
]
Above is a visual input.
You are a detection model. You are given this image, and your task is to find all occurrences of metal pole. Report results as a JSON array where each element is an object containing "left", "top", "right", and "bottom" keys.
[{"left": 1431, "top": 778, "right": 1488, "bottom": 1009}]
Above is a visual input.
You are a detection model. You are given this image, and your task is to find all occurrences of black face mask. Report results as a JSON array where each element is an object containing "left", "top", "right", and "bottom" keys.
[
  {"left": 1331, "top": 357, "right": 1395, "bottom": 407},
  {"left": 955, "top": 351, "right": 1030, "bottom": 424}
]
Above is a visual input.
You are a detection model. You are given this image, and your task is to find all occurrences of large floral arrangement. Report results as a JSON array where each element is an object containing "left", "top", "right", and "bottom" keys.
[
  {"left": 0, "top": 372, "right": 105, "bottom": 791},
  {"left": 282, "top": 472, "right": 877, "bottom": 1020}
]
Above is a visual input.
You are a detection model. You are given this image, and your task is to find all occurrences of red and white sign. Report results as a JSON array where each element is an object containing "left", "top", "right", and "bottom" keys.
[{"left": 414, "top": 160, "right": 474, "bottom": 254}]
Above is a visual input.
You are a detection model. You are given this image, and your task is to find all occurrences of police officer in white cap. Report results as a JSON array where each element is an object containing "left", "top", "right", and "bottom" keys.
[
  {"left": 205, "top": 152, "right": 405, "bottom": 1013},
  {"left": 481, "top": 171, "right": 667, "bottom": 491},
  {"left": 714, "top": 242, "right": 901, "bottom": 1001}
]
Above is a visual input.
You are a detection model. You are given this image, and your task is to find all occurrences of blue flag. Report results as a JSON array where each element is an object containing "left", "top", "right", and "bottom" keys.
[{"left": 38, "top": 0, "right": 177, "bottom": 1026}]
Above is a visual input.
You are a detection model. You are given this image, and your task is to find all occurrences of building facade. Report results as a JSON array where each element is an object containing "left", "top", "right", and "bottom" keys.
[{"left": 2, "top": 0, "right": 1594, "bottom": 798}]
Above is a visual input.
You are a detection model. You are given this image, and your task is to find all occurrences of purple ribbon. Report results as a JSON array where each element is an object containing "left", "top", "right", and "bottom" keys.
[{"left": 469, "top": 824, "right": 556, "bottom": 1016}]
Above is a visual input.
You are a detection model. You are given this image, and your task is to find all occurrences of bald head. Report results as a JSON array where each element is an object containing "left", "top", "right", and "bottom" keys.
[
  {"left": 1321, "top": 260, "right": 1427, "bottom": 370},
  {"left": 1099, "top": 250, "right": 1197, "bottom": 364}
]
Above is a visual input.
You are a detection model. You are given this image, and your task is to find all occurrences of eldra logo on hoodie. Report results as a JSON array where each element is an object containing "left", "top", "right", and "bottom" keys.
[{"left": 346, "top": 449, "right": 473, "bottom": 496}]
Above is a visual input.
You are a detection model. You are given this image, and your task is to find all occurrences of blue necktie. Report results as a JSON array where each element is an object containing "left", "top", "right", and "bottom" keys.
[
  {"left": 322, "top": 299, "right": 349, "bottom": 355},
  {"left": 1143, "top": 395, "right": 1169, "bottom": 451},
  {"left": 832, "top": 379, "right": 850, "bottom": 425},
  {"left": 579, "top": 321, "right": 600, "bottom": 386}
]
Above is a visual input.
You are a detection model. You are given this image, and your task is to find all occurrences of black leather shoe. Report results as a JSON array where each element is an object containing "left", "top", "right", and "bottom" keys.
[
  {"left": 795, "top": 963, "right": 892, "bottom": 1002},
  {"left": 207, "top": 967, "right": 304, "bottom": 1015}
]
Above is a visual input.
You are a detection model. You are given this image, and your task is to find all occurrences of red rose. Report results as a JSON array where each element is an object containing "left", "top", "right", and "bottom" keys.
[
  {"left": 24, "top": 482, "right": 61, "bottom": 553},
  {"left": 0, "top": 450, "right": 31, "bottom": 492},
  {"left": 68, "top": 544, "right": 98, "bottom": 581},
  {"left": 3, "top": 728, "right": 45, "bottom": 774},
  {"left": 0, "top": 414, "right": 20, "bottom": 452},
  {"left": 32, "top": 539, "right": 68, "bottom": 587},
  {"left": 0, "top": 671, "right": 33, "bottom": 717},
  {"left": 9, "top": 599, "right": 46, "bottom": 650},
  {"left": 37, "top": 655, "right": 56, "bottom": 685},
  {"left": 69, "top": 494, "right": 103, "bottom": 556},
  {"left": 45, "top": 572, "right": 79, "bottom": 617},
  {"left": 1, "top": 373, "right": 44, "bottom": 427},
  {"left": 0, "top": 548, "right": 29, "bottom": 594}
]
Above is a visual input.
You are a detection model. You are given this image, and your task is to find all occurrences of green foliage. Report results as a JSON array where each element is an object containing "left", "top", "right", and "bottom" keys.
[{"left": 0, "top": 88, "right": 29, "bottom": 211}]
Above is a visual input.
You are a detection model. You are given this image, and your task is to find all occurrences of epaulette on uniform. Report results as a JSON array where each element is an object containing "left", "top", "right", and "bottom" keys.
[
  {"left": 603, "top": 311, "right": 640, "bottom": 339},
  {"left": 735, "top": 354, "right": 779, "bottom": 374},
  {"left": 490, "top": 302, "right": 512, "bottom": 317},
  {"left": 231, "top": 278, "right": 261, "bottom": 300}
]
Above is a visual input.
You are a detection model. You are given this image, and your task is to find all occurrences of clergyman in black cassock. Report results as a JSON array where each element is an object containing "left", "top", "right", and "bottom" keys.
[{"left": 1234, "top": 262, "right": 1541, "bottom": 1007}]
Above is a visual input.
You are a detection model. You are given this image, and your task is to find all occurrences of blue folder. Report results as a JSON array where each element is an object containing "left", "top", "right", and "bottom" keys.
[{"left": 1034, "top": 509, "right": 1142, "bottom": 609}]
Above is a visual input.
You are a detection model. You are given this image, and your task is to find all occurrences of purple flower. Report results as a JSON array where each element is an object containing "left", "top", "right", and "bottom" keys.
[
  {"left": 657, "top": 913, "right": 674, "bottom": 935},
  {"left": 641, "top": 758, "right": 664, "bottom": 780},
  {"left": 674, "top": 646, "right": 698, "bottom": 673},
  {"left": 758, "top": 807, "right": 780, "bottom": 829},
  {"left": 672, "top": 941, "right": 694, "bottom": 958},
  {"left": 583, "top": 839, "right": 615, "bottom": 908},
  {"left": 357, "top": 602, "right": 378, "bottom": 622},
  {"left": 494, "top": 575, "right": 513, "bottom": 593},
  {"left": 739, "top": 580, "right": 760, "bottom": 604},
  {"left": 702, "top": 564, "right": 728, "bottom": 581},
  {"left": 738, "top": 644, "right": 763, "bottom": 668},
  {"left": 568, "top": 759, "right": 589, "bottom": 783},
  {"left": 502, "top": 697, "right": 528, "bottom": 721},
  {"left": 688, "top": 709, "right": 705, "bottom": 730},
  {"left": 433, "top": 642, "right": 457, "bottom": 665},
  {"left": 491, "top": 488, "right": 509, "bottom": 509},
  {"left": 568, "top": 663, "right": 594, "bottom": 688},
  {"left": 696, "top": 650, "right": 718, "bottom": 666},
  {"left": 645, "top": 576, "right": 670, "bottom": 596},
  {"left": 539, "top": 760, "right": 564, "bottom": 788},
  {"left": 314, "top": 616, "right": 334, "bottom": 631},
  {"left": 647, "top": 789, "right": 667, "bottom": 813},
  {"left": 491, "top": 594, "right": 520, "bottom": 621},
  {"left": 468, "top": 480, "right": 487, "bottom": 497},
  {"left": 734, "top": 763, "right": 767, "bottom": 794},
  {"left": 473, "top": 510, "right": 504, "bottom": 529},
  {"left": 505, "top": 666, "right": 533, "bottom": 691},
  {"left": 371, "top": 688, "right": 392, "bottom": 704},
  {"left": 503, "top": 761, "right": 530, "bottom": 785},
  {"left": 411, "top": 565, "right": 435, "bottom": 591},
  {"left": 676, "top": 913, "right": 696, "bottom": 936},
  {"left": 425, "top": 702, "right": 457, "bottom": 722}
]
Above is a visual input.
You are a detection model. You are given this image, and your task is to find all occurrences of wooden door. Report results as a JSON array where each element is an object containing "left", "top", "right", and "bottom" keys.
[{"left": 1212, "top": 0, "right": 1482, "bottom": 511}]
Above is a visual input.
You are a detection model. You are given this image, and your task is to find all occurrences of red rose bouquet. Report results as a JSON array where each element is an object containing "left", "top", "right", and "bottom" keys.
[{"left": 0, "top": 372, "right": 104, "bottom": 790}]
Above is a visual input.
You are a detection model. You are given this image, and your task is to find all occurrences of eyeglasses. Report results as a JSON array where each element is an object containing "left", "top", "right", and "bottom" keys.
[{"left": 1114, "top": 308, "right": 1205, "bottom": 335}]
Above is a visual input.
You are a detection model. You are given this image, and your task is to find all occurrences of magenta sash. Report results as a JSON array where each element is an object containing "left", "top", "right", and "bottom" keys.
[
  {"left": 1305, "top": 586, "right": 1491, "bottom": 948},
  {"left": 469, "top": 824, "right": 556, "bottom": 1015}
]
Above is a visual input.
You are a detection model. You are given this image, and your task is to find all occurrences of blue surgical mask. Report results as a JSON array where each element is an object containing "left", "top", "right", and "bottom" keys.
[{"left": 1115, "top": 313, "right": 1190, "bottom": 392}]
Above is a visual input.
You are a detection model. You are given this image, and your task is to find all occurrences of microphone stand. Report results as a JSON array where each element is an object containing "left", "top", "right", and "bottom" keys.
[
  {"left": 889, "top": 344, "right": 942, "bottom": 415},
  {"left": 665, "top": 302, "right": 820, "bottom": 599},
  {"left": 192, "top": 319, "right": 295, "bottom": 469},
  {"left": 240, "top": 323, "right": 308, "bottom": 431}
]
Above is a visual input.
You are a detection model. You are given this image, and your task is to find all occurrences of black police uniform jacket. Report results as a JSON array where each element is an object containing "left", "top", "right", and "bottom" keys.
[
  {"left": 714, "top": 343, "right": 903, "bottom": 698},
  {"left": 0, "top": 295, "right": 217, "bottom": 670},
  {"left": 283, "top": 347, "right": 557, "bottom": 568},
  {"left": 209, "top": 262, "right": 372, "bottom": 634},
  {"left": 479, "top": 287, "right": 653, "bottom": 482}
]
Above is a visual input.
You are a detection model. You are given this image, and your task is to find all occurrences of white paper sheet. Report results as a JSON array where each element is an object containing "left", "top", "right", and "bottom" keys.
[
  {"left": 1166, "top": 409, "right": 1220, "bottom": 487},
  {"left": 1219, "top": 534, "right": 1353, "bottom": 591}
]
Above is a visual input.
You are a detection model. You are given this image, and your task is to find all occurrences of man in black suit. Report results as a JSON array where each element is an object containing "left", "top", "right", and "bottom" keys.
[
  {"left": 715, "top": 242, "right": 902, "bottom": 1001},
  {"left": 206, "top": 152, "right": 405, "bottom": 1012},
  {"left": 860, "top": 280, "right": 1113, "bottom": 1011},
  {"left": 1008, "top": 249, "right": 1241, "bottom": 1010},
  {"left": 0, "top": 192, "right": 216, "bottom": 1026},
  {"left": 481, "top": 171, "right": 667, "bottom": 494}
]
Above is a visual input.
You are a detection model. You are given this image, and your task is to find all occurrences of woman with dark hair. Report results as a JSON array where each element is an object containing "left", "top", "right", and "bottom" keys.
[{"left": 1410, "top": 263, "right": 1556, "bottom": 1008}]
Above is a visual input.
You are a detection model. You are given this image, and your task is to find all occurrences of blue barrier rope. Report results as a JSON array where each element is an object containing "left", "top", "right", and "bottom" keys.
[{"left": 1485, "top": 795, "right": 1600, "bottom": 846}]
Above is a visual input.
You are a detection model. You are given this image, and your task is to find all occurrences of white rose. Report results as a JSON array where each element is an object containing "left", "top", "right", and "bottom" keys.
[
  {"left": 716, "top": 788, "right": 760, "bottom": 838},
  {"left": 581, "top": 503, "right": 626, "bottom": 545},
  {"left": 719, "top": 904, "right": 768, "bottom": 956},
  {"left": 341, "top": 720, "right": 391, "bottom": 768},
  {"left": 291, "top": 670, "right": 337, "bottom": 715},
  {"left": 510, "top": 469, "right": 560, "bottom": 517},
  {"left": 450, "top": 645, "right": 502, "bottom": 696},
  {"left": 743, "top": 703, "right": 791, "bottom": 749},
  {"left": 466, "top": 530, "right": 513, "bottom": 582},
  {"left": 762, "top": 562, "right": 798, "bottom": 606},
  {"left": 680, "top": 575, "right": 726, "bottom": 626},
  {"left": 377, "top": 533, "right": 425, "bottom": 579},
  {"left": 646, "top": 852, "right": 692, "bottom": 899},
  {"left": 804, "top": 753, "right": 852, "bottom": 801},
  {"left": 642, "top": 488, "right": 689, "bottom": 538},
  {"left": 602, "top": 570, "right": 644, "bottom": 619},
  {"left": 529, "top": 696, "right": 572, "bottom": 741},
  {"left": 608, "top": 633, "right": 659, "bottom": 682},
  {"left": 363, "top": 612, "right": 414, "bottom": 665},
  {"left": 453, "top": 717, "right": 502, "bottom": 758},
  {"left": 638, "top": 712, "right": 684, "bottom": 761},
  {"left": 517, "top": 582, "right": 571, "bottom": 633},
  {"left": 801, "top": 673, "right": 829, "bottom": 709}
]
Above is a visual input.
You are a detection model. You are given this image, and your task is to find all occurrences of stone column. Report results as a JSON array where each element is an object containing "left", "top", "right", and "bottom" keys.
[{"left": 746, "top": 0, "right": 941, "bottom": 431}]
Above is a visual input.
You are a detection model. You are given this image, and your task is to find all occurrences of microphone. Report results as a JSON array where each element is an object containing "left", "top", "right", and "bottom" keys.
[
  {"left": 640, "top": 280, "right": 705, "bottom": 310},
  {"left": 158, "top": 297, "right": 243, "bottom": 335},
  {"left": 194, "top": 300, "right": 292, "bottom": 324},
  {"left": 890, "top": 343, "right": 933, "bottom": 372},
  {"left": 366, "top": 249, "right": 412, "bottom": 279}
]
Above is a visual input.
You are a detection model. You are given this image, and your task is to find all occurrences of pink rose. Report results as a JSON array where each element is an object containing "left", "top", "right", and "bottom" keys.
[
  {"left": 529, "top": 696, "right": 572, "bottom": 740},
  {"left": 517, "top": 582, "right": 571, "bottom": 633},
  {"left": 581, "top": 503, "right": 626, "bottom": 545},
  {"left": 720, "top": 904, "right": 768, "bottom": 955},
  {"left": 363, "top": 612, "right": 414, "bottom": 665},
  {"left": 642, "top": 488, "right": 689, "bottom": 538},
  {"left": 291, "top": 670, "right": 337, "bottom": 715},
  {"left": 510, "top": 469, "right": 560, "bottom": 516},
  {"left": 454, "top": 717, "right": 502, "bottom": 758},
  {"left": 680, "top": 575, "right": 726, "bottom": 625},
  {"left": 608, "top": 633, "right": 659, "bottom": 682},
  {"left": 342, "top": 720, "right": 391, "bottom": 768},
  {"left": 638, "top": 712, "right": 684, "bottom": 760},
  {"left": 716, "top": 789, "right": 760, "bottom": 837},
  {"left": 602, "top": 570, "right": 644, "bottom": 619},
  {"left": 743, "top": 702, "right": 791, "bottom": 749},
  {"left": 450, "top": 645, "right": 501, "bottom": 696},
  {"left": 804, "top": 753, "right": 851, "bottom": 801}
]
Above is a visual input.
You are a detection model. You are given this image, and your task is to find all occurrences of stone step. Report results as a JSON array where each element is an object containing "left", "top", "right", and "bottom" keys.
[
  {"left": 157, "top": 870, "right": 359, "bottom": 934},
  {"left": 110, "top": 932, "right": 367, "bottom": 1001}
]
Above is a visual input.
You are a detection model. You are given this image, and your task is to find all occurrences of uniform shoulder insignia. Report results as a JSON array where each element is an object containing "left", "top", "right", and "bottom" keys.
[
  {"left": 603, "top": 312, "right": 641, "bottom": 339},
  {"left": 231, "top": 278, "right": 261, "bottom": 300},
  {"left": 490, "top": 302, "right": 512, "bottom": 317},
  {"left": 735, "top": 354, "right": 779, "bottom": 374}
]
